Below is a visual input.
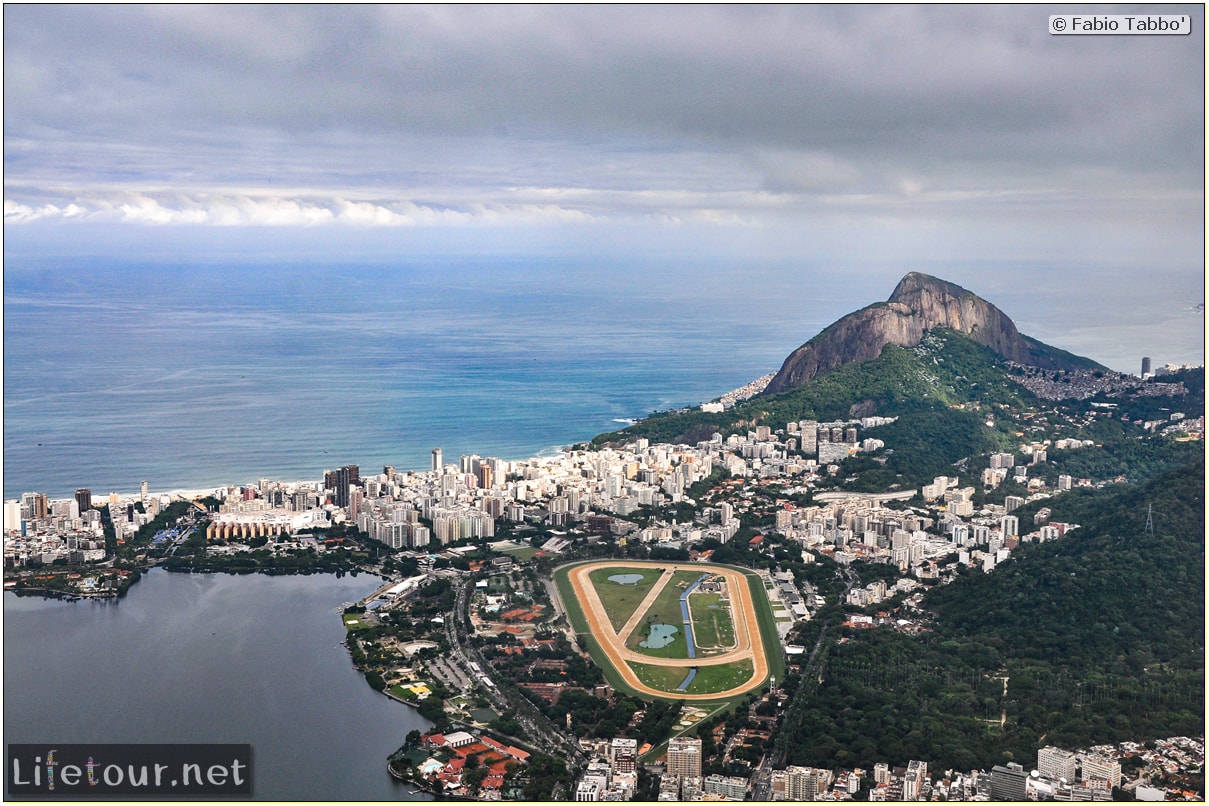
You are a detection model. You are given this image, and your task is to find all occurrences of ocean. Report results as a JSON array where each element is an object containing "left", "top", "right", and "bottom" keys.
[{"left": 4, "top": 255, "right": 1203, "bottom": 500}]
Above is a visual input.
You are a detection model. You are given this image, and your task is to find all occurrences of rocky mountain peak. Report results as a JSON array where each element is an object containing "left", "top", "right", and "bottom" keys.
[{"left": 762, "top": 273, "right": 1095, "bottom": 396}]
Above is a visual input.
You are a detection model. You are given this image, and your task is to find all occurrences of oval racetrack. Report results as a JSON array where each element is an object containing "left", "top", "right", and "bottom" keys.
[{"left": 564, "top": 561, "right": 771, "bottom": 700}]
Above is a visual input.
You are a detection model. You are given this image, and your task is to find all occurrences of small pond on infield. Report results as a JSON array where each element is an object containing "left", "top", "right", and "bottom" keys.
[
  {"left": 640, "top": 623, "right": 679, "bottom": 649},
  {"left": 608, "top": 573, "right": 645, "bottom": 585}
]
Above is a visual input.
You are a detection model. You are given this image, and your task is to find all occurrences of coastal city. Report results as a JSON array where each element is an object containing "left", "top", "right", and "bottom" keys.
[
  {"left": 6, "top": 5, "right": 1205, "bottom": 802},
  {"left": 5, "top": 355, "right": 1202, "bottom": 802}
]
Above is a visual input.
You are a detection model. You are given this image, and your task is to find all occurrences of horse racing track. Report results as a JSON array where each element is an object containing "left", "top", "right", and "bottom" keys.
[{"left": 554, "top": 560, "right": 777, "bottom": 701}]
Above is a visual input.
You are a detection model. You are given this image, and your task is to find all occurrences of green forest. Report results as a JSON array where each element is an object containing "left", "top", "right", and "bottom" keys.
[
  {"left": 777, "top": 458, "right": 1204, "bottom": 771},
  {"left": 593, "top": 328, "right": 1035, "bottom": 448}
]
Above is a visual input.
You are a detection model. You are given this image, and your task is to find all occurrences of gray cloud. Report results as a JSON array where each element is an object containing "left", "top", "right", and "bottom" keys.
[{"left": 3, "top": 3, "right": 1204, "bottom": 243}]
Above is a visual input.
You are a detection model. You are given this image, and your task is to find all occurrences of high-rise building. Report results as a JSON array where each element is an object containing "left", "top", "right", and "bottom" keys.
[
  {"left": 75, "top": 488, "right": 93, "bottom": 514},
  {"left": 323, "top": 465, "right": 360, "bottom": 509},
  {"left": 799, "top": 421, "right": 818, "bottom": 454},
  {"left": 610, "top": 738, "right": 638, "bottom": 773},
  {"left": 348, "top": 486, "right": 364, "bottom": 520},
  {"left": 990, "top": 452, "right": 1016, "bottom": 469},
  {"left": 1038, "top": 746, "right": 1077, "bottom": 782},
  {"left": 1078, "top": 754, "right": 1121, "bottom": 789},
  {"left": 432, "top": 448, "right": 443, "bottom": 473},
  {"left": 990, "top": 763, "right": 1029, "bottom": 801},
  {"left": 786, "top": 766, "right": 831, "bottom": 800},
  {"left": 1141, "top": 356, "right": 1151, "bottom": 376},
  {"left": 903, "top": 760, "right": 927, "bottom": 800},
  {"left": 665, "top": 737, "right": 702, "bottom": 778},
  {"left": 4, "top": 500, "right": 22, "bottom": 532}
]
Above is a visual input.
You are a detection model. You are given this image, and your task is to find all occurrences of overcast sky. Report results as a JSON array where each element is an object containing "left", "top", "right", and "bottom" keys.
[{"left": 4, "top": 4, "right": 1205, "bottom": 274}]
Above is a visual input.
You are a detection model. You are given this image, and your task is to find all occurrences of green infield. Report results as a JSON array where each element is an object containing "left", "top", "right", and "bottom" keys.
[
  {"left": 554, "top": 560, "right": 781, "bottom": 703},
  {"left": 628, "top": 659, "right": 756, "bottom": 696},
  {"left": 688, "top": 590, "right": 736, "bottom": 650},
  {"left": 630, "top": 621, "right": 689, "bottom": 659},
  {"left": 587, "top": 565, "right": 663, "bottom": 632},
  {"left": 629, "top": 662, "right": 689, "bottom": 692},
  {"left": 624, "top": 569, "right": 703, "bottom": 655}
]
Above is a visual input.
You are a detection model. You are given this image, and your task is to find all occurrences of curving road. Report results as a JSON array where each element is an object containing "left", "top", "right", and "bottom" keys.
[{"left": 566, "top": 561, "right": 771, "bottom": 700}]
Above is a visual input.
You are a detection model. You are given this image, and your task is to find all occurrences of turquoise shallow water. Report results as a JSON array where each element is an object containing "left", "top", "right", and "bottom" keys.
[
  {"left": 640, "top": 623, "right": 679, "bottom": 649},
  {"left": 608, "top": 573, "right": 646, "bottom": 585}
]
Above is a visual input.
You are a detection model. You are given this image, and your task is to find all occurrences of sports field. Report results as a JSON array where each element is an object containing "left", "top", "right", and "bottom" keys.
[{"left": 555, "top": 560, "right": 777, "bottom": 700}]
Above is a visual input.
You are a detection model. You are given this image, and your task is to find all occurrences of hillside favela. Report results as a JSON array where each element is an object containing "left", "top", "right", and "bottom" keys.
[{"left": 7, "top": 274, "right": 1203, "bottom": 802}]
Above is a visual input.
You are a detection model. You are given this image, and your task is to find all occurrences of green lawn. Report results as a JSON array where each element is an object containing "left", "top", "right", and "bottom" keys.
[
  {"left": 552, "top": 563, "right": 590, "bottom": 635},
  {"left": 629, "top": 662, "right": 690, "bottom": 692},
  {"left": 688, "top": 590, "right": 736, "bottom": 650},
  {"left": 743, "top": 569, "right": 786, "bottom": 686},
  {"left": 627, "top": 659, "right": 755, "bottom": 696},
  {"left": 685, "top": 660, "right": 753, "bottom": 695},
  {"left": 499, "top": 545, "right": 540, "bottom": 562},
  {"left": 588, "top": 566, "right": 663, "bottom": 632}
]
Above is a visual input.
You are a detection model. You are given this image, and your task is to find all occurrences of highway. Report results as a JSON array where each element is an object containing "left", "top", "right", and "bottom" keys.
[{"left": 443, "top": 575, "right": 585, "bottom": 765}]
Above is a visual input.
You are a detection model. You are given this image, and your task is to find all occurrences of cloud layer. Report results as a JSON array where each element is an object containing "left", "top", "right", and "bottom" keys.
[{"left": 3, "top": 4, "right": 1204, "bottom": 260}]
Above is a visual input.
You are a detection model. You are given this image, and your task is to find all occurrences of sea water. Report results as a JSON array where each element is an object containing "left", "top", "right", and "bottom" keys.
[
  {"left": 4, "top": 256, "right": 811, "bottom": 500},
  {"left": 5, "top": 255, "right": 1202, "bottom": 500}
]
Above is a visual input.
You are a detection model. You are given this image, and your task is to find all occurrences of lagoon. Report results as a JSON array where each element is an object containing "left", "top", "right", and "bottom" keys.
[{"left": 3, "top": 569, "right": 432, "bottom": 801}]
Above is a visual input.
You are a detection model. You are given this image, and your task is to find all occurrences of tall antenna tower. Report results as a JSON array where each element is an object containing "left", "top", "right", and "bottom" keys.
[{"left": 1145, "top": 503, "right": 1154, "bottom": 537}]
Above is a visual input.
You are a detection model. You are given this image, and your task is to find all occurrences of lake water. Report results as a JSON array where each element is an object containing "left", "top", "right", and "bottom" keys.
[{"left": 3, "top": 569, "right": 432, "bottom": 801}]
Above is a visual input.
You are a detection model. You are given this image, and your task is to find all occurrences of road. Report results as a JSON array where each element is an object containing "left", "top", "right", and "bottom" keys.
[{"left": 444, "top": 577, "right": 585, "bottom": 764}]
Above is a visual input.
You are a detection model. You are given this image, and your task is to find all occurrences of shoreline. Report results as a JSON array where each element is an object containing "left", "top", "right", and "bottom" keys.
[{"left": 6, "top": 371, "right": 781, "bottom": 503}]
